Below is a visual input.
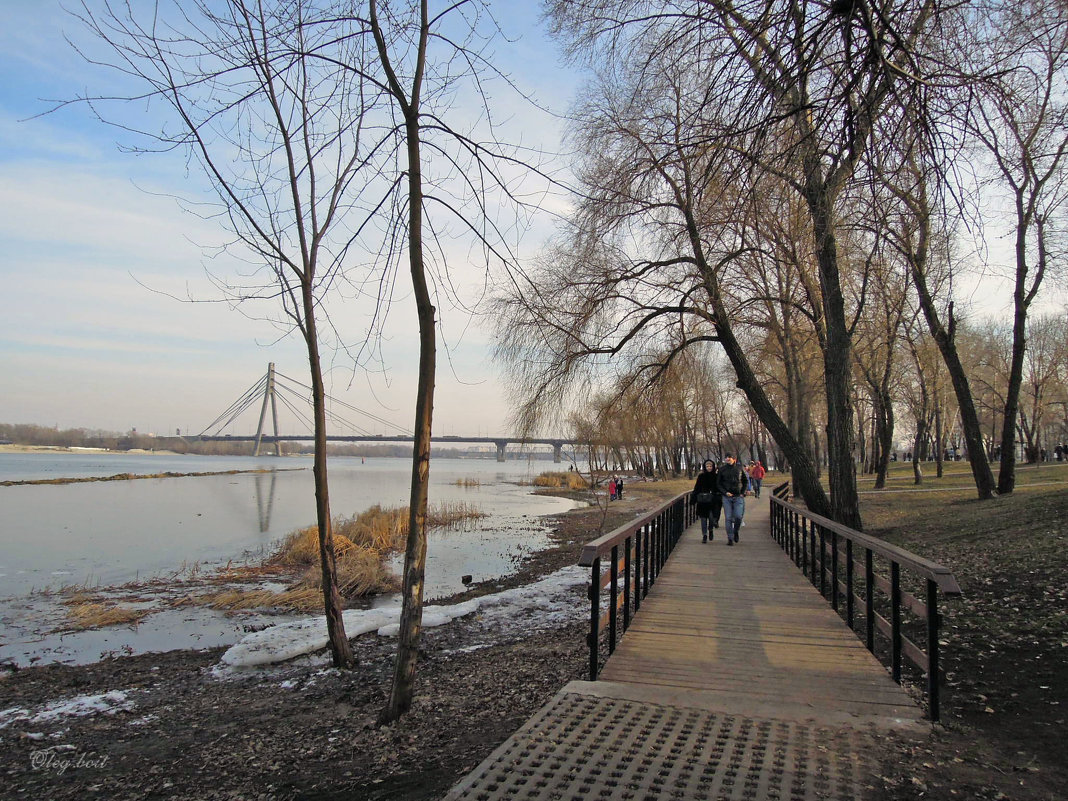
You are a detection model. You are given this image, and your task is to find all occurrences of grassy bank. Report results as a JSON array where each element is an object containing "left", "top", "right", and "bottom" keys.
[{"left": 859, "top": 462, "right": 1067, "bottom": 800}]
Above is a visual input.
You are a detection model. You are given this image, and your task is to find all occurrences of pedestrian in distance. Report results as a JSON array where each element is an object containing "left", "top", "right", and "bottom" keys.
[
  {"left": 616, "top": 476, "right": 624, "bottom": 499},
  {"left": 608, "top": 477, "right": 617, "bottom": 501},
  {"left": 692, "top": 460, "right": 721, "bottom": 542},
  {"left": 748, "top": 460, "right": 766, "bottom": 498},
  {"left": 717, "top": 454, "right": 749, "bottom": 545}
]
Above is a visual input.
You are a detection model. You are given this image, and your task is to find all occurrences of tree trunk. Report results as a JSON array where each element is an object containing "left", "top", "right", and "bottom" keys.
[
  {"left": 906, "top": 213, "right": 996, "bottom": 498},
  {"left": 380, "top": 18, "right": 434, "bottom": 718},
  {"left": 874, "top": 387, "right": 894, "bottom": 490},
  {"left": 711, "top": 300, "right": 831, "bottom": 517},
  {"left": 302, "top": 288, "right": 353, "bottom": 669},
  {"left": 997, "top": 286, "right": 1028, "bottom": 492},
  {"left": 685, "top": 214, "right": 831, "bottom": 516},
  {"left": 912, "top": 422, "right": 925, "bottom": 485},
  {"left": 805, "top": 175, "right": 861, "bottom": 528}
]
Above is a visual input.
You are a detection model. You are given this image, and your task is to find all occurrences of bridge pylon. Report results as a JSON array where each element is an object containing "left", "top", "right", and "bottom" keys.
[{"left": 253, "top": 363, "right": 282, "bottom": 457}]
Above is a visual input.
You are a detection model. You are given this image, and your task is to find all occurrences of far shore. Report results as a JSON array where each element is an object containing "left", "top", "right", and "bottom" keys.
[{"left": 0, "top": 443, "right": 183, "bottom": 455}]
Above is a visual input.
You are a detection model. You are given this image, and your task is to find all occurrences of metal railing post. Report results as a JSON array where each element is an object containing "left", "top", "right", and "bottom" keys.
[
  {"left": 845, "top": 539, "right": 854, "bottom": 631},
  {"left": 609, "top": 544, "right": 619, "bottom": 655},
  {"left": 865, "top": 548, "right": 875, "bottom": 651},
  {"left": 831, "top": 531, "right": 839, "bottom": 612},
  {"left": 634, "top": 530, "right": 642, "bottom": 612},
  {"left": 643, "top": 524, "right": 650, "bottom": 598},
  {"left": 927, "top": 579, "right": 941, "bottom": 722},
  {"left": 891, "top": 561, "right": 902, "bottom": 683},
  {"left": 810, "top": 518, "right": 817, "bottom": 583},
  {"left": 623, "top": 536, "right": 632, "bottom": 631},
  {"left": 819, "top": 526, "right": 827, "bottom": 598},
  {"left": 588, "top": 557, "right": 600, "bottom": 681}
]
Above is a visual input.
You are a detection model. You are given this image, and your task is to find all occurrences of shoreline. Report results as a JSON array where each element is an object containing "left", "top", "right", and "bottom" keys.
[
  {"left": 0, "top": 484, "right": 683, "bottom": 800},
  {"left": 0, "top": 466, "right": 303, "bottom": 487},
  {"left": 0, "top": 444, "right": 182, "bottom": 455}
]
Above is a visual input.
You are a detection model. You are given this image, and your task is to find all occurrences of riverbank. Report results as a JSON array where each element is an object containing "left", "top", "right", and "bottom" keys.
[
  {"left": 0, "top": 467, "right": 301, "bottom": 487},
  {"left": 0, "top": 444, "right": 181, "bottom": 455},
  {"left": 0, "top": 480, "right": 684, "bottom": 800}
]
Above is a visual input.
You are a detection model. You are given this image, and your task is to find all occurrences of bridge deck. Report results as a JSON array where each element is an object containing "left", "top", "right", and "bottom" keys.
[{"left": 444, "top": 497, "right": 926, "bottom": 801}]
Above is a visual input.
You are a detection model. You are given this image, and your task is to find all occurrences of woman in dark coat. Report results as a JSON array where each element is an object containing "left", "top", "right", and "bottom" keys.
[{"left": 692, "top": 459, "right": 722, "bottom": 542}]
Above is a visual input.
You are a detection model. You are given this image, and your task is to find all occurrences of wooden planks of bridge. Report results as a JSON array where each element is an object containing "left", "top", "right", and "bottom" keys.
[
  {"left": 592, "top": 497, "right": 925, "bottom": 728},
  {"left": 444, "top": 496, "right": 927, "bottom": 801}
]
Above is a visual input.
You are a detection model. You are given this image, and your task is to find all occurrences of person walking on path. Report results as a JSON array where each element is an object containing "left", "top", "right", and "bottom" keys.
[
  {"left": 718, "top": 454, "right": 749, "bottom": 545},
  {"left": 616, "top": 476, "right": 624, "bottom": 499},
  {"left": 608, "top": 477, "right": 617, "bottom": 501},
  {"left": 748, "top": 461, "right": 766, "bottom": 498},
  {"left": 692, "top": 460, "right": 721, "bottom": 542}
]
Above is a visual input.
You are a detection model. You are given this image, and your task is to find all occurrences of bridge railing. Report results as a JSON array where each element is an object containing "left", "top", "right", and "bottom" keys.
[
  {"left": 577, "top": 491, "right": 695, "bottom": 681},
  {"left": 769, "top": 481, "right": 962, "bottom": 721}
]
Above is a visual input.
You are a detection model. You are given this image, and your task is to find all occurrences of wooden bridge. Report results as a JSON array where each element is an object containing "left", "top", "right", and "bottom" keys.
[{"left": 445, "top": 486, "right": 959, "bottom": 800}]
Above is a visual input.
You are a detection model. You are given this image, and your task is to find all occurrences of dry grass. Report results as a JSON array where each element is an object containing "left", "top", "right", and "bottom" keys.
[
  {"left": 60, "top": 600, "right": 151, "bottom": 631},
  {"left": 270, "top": 525, "right": 359, "bottom": 566},
  {"left": 199, "top": 586, "right": 322, "bottom": 613},
  {"left": 532, "top": 471, "right": 590, "bottom": 490},
  {"left": 453, "top": 477, "right": 481, "bottom": 488},
  {"left": 261, "top": 501, "right": 483, "bottom": 605}
]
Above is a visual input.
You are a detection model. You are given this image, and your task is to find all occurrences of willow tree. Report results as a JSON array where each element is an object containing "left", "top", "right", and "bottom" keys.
[
  {"left": 70, "top": 0, "right": 392, "bottom": 667},
  {"left": 539, "top": 0, "right": 967, "bottom": 526}
]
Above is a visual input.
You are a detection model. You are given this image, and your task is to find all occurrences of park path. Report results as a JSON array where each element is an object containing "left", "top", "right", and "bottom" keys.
[{"left": 444, "top": 497, "right": 926, "bottom": 801}]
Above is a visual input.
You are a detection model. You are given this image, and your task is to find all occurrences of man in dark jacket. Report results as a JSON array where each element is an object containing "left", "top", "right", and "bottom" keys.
[{"left": 717, "top": 454, "right": 749, "bottom": 545}]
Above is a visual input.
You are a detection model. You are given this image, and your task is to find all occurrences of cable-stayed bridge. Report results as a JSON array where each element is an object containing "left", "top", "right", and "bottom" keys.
[{"left": 196, "top": 364, "right": 574, "bottom": 462}]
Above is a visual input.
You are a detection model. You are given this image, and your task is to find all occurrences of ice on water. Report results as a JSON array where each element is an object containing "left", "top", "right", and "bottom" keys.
[{"left": 221, "top": 565, "right": 588, "bottom": 668}]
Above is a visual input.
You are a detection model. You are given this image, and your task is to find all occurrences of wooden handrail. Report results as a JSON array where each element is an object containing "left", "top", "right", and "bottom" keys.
[
  {"left": 578, "top": 491, "right": 689, "bottom": 566},
  {"left": 577, "top": 491, "right": 693, "bottom": 680},
  {"left": 781, "top": 504, "right": 962, "bottom": 596},
  {"left": 769, "top": 484, "right": 961, "bottom": 721}
]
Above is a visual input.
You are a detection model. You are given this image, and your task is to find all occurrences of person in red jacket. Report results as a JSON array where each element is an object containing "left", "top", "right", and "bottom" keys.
[{"left": 748, "top": 461, "right": 766, "bottom": 498}]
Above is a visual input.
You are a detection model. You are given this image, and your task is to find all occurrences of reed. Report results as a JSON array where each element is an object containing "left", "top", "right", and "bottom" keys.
[
  {"left": 532, "top": 471, "right": 589, "bottom": 490},
  {"left": 60, "top": 600, "right": 150, "bottom": 631},
  {"left": 452, "top": 477, "right": 481, "bottom": 487},
  {"left": 199, "top": 586, "right": 322, "bottom": 613},
  {"left": 426, "top": 500, "right": 488, "bottom": 530},
  {"left": 266, "top": 500, "right": 486, "bottom": 601},
  {"left": 270, "top": 526, "right": 358, "bottom": 566}
]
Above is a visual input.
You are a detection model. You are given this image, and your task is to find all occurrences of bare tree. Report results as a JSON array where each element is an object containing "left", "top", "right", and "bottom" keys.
[
  {"left": 851, "top": 248, "right": 908, "bottom": 489},
  {"left": 535, "top": 0, "right": 963, "bottom": 527},
  {"left": 346, "top": 0, "right": 553, "bottom": 723},
  {"left": 69, "top": 0, "right": 399, "bottom": 667},
  {"left": 965, "top": 0, "right": 1068, "bottom": 491}
]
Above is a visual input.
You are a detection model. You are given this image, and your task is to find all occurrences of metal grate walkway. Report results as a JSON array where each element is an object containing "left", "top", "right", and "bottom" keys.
[{"left": 443, "top": 497, "right": 926, "bottom": 801}]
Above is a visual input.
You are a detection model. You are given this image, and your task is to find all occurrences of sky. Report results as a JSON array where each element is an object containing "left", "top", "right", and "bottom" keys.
[
  {"left": 2, "top": 3, "right": 1063, "bottom": 442},
  {"left": 0, "top": 1, "right": 579, "bottom": 439}
]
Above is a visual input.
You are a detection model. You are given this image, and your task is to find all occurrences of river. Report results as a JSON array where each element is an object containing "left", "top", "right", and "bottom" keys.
[{"left": 0, "top": 450, "right": 582, "bottom": 666}]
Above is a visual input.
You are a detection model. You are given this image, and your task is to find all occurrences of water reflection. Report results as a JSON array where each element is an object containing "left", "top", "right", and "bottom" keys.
[{"left": 254, "top": 470, "right": 278, "bottom": 532}]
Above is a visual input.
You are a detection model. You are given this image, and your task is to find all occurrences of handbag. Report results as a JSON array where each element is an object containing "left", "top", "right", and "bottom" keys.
[{"left": 694, "top": 492, "right": 715, "bottom": 504}]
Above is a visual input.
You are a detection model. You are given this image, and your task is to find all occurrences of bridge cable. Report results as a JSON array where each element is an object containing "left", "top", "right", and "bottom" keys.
[
  {"left": 275, "top": 371, "right": 412, "bottom": 435},
  {"left": 272, "top": 379, "right": 377, "bottom": 437},
  {"left": 198, "top": 374, "right": 269, "bottom": 436}
]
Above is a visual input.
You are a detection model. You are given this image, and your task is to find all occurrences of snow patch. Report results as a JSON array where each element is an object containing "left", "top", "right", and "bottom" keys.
[
  {"left": 220, "top": 565, "right": 588, "bottom": 668},
  {"left": 0, "top": 690, "right": 134, "bottom": 730}
]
